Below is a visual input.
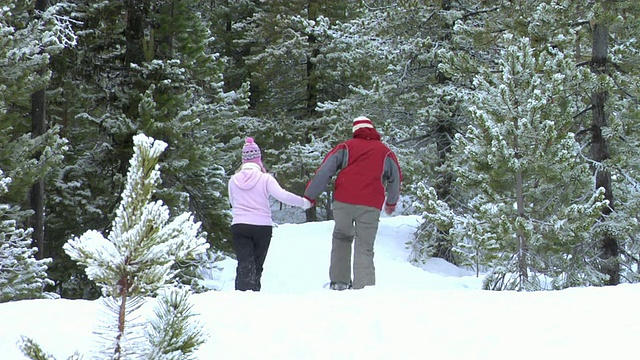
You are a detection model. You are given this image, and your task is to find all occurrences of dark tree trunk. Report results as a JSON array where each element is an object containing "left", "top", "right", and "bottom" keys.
[
  {"left": 301, "top": 164, "right": 318, "bottom": 221},
  {"left": 30, "top": 0, "right": 48, "bottom": 259},
  {"left": 431, "top": 0, "right": 455, "bottom": 262},
  {"left": 305, "top": 205, "right": 318, "bottom": 222},
  {"left": 125, "top": 0, "right": 147, "bottom": 66},
  {"left": 304, "top": 0, "right": 319, "bottom": 222},
  {"left": 30, "top": 92, "right": 46, "bottom": 260},
  {"left": 116, "top": 0, "right": 150, "bottom": 178},
  {"left": 590, "top": 23, "right": 619, "bottom": 285}
]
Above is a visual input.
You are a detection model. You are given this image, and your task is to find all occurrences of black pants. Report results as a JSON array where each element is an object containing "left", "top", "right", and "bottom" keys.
[{"left": 231, "top": 223, "right": 273, "bottom": 291}]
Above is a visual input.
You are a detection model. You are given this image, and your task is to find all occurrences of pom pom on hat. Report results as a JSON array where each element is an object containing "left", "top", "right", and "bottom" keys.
[{"left": 352, "top": 116, "right": 374, "bottom": 133}]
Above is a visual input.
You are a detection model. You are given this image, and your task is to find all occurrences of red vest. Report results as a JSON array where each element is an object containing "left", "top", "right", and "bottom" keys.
[{"left": 333, "top": 138, "right": 394, "bottom": 209}]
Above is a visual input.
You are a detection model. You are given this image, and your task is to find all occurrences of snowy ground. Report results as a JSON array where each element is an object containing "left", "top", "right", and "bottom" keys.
[{"left": 1, "top": 214, "right": 640, "bottom": 359}]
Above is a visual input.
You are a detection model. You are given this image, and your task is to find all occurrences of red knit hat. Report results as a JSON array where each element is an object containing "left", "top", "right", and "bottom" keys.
[{"left": 352, "top": 116, "right": 374, "bottom": 133}]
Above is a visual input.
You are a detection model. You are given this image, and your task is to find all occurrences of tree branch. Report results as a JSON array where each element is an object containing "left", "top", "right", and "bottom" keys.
[
  {"left": 462, "top": 6, "right": 500, "bottom": 21},
  {"left": 574, "top": 125, "right": 595, "bottom": 139},
  {"left": 573, "top": 105, "right": 593, "bottom": 120},
  {"left": 570, "top": 20, "right": 591, "bottom": 28}
]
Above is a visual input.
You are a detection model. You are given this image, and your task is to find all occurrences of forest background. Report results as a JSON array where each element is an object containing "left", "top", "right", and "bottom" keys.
[{"left": 1, "top": 0, "right": 640, "bottom": 301}]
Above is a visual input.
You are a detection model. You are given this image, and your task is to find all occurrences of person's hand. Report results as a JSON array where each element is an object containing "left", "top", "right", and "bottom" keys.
[
  {"left": 302, "top": 198, "right": 312, "bottom": 210},
  {"left": 303, "top": 196, "right": 316, "bottom": 210},
  {"left": 384, "top": 203, "right": 396, "bottom": 215}
]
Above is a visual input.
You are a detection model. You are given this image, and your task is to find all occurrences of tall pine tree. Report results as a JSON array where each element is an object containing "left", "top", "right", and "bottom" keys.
[
  {"left": 0, "top": 0, "right": 74, "bottom": 295},
  {"left": 44, "top": 0, "right": 248, "bottom": 297},
  {"left": 419, "top": 34, "right": 607, "bottom": 290}
]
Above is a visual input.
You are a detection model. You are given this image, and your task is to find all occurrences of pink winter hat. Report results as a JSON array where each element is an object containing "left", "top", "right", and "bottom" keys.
[{"left": 242, "top": 137, "right": 264, "bottom": 167}]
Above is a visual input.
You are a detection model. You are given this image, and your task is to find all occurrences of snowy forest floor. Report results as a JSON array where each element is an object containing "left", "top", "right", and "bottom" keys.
[{"left": 1, "top": 215, "right": 640, "bottom": 359}]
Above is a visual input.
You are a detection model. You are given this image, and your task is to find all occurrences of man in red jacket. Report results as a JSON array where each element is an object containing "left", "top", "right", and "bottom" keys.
[{"left": 305, "top": 116, "right": 402, "bottom": 290}]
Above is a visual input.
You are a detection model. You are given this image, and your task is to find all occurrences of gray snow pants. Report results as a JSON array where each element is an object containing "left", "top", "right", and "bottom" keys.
[{"left": 330, "top": 201, "right": 381, "bottom": 290}]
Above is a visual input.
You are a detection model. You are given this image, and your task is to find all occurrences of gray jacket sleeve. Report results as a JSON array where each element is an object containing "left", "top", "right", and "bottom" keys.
[
  {"left": 304, "top": 146, "right": 347, "bottom": 200},
  {"left": 383, "top": 154, "right": 402, "bottom": 205}
]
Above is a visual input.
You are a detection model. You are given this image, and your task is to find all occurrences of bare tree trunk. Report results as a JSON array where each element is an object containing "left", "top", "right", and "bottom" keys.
[
  {"left": 305, "top": 204, "right": 317, "bottom": 221},
  {"left": 325, "top": 190, "right": 333, "bottom": 220},
  {"left": 589, "top": 23, "right": 619, "bottom": 285},
  {"left": 113, "top": 295, "right": 127, "bottom": 360},
  {"left": 304, "top": 0, "right": 319, "bottom": 223},
  {"left": 306, "top": 0, "right": 319, "bottom": 118},
  {"left": 29, "top": 0, "right": 48, "bottom": 260},
  {"left": 302, "top": 163, "right": 317, "bottom": 221}
]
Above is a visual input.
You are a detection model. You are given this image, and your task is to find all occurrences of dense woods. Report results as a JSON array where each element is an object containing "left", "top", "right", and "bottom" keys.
[{"left": 1, "top": 0, "right": 639, "bottom": 300}]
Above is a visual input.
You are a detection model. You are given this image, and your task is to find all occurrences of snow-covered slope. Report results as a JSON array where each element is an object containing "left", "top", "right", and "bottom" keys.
[{"left": 2, "top": 215, "right": 640, "bottom": 360}]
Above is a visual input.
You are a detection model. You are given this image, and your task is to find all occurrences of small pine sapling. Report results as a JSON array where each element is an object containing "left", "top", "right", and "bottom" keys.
[{"left": 21, "top": 134, "right": 209, "bottom": 359}]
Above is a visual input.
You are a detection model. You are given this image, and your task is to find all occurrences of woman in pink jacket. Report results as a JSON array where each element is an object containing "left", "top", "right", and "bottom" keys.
[{"left": 228, "top": 137, "right": 312, "bottom": 291}]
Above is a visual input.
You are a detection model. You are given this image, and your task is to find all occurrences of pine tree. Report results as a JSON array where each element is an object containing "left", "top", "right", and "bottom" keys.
[
  {"left": 409, "top": 0, "right": 640, "bottom": 289},
  {"left": 214, "top": 0, "right": 364, "bottom": 221},
  {"left": 601, "top": 2, "right": 640, "bottom": 283},
  {"left": 574, "top": 0, "right": 640, "bottom": 285},
  {"left": 492, "top": 0, "right": 640, "bottom": 285},
  {"left": 338, "top": 1, "right": 476, "bottom": 253},
  {"left": 420, "top": 34, "right": 608, "bottom": 290},
  {"left": 20, "top": 134, "right": 208, "bottom": 359},
  {"left": 0, "top": 0, "right": 74, "bottom": 296},
  {"left": 44, "top": 0, "right": 247, "bottom": 297},
  {"left": 0, "top": 170, "right": 53, "bottom": 303},
  {"left": 0, "top": 1, "right": 73, "bottom": 204}
]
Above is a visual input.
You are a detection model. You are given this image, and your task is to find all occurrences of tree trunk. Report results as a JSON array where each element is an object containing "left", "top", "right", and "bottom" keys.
[
  {"left": 325, "top": 190, "right": 333, "bottom": 220},
  {"left": 305, "top": 205, "right": 317, "bottom": 222},
  {"left": 514, "top": 169, "right": 527, "bottom": 288},
  {"left": 304, "top": 0, "right": 320, "bottom": 223},
  {"left": 301, "top": 163, "right": 317, "bottom": 221},
  {"left": 30, "top": 0, "right": 48, "bottom": 260},
  {"left": 125, "top": 0, "right": 147, "bottom": 67},
  {"left": 431, "top": 0, "right": 455, "bottom": 262},
  {"left": 590, "top": 23, "right": 619, "bottom": 285},
  {"left": 513, "top": 117, "right": 528, "bottom": 289},
  {"left": 117, "top": 0, "right": 149, "bottom": 177}
]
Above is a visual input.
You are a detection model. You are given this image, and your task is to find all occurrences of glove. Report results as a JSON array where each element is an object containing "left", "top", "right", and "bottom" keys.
[
  {"left": 302, "top": 196, "right": 316, "bottom": 210},
  {"left": 384, "top": 203, "right": 396, "bottom": 215}
]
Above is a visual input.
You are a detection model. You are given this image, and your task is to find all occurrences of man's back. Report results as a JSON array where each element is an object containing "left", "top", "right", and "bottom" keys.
[
  {"left": 305, "top": 116, "right": 402, "bottom": 211},
  {"left": 333, "top": 137, "right": 396, "bottom": 209}
]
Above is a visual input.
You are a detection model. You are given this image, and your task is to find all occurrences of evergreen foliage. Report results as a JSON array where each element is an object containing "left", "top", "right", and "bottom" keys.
[
  {"left": 0, "top": 0, "right": 77, "bottom": 297},
  {"left": 147, "top": 289, "right": 206, "bottom": 360},
  {"left": 0, "top": 0, "right": 639, "bottom": 298},
  {"left": 21, "top": 134, "right": 208, "bottom": 359},
  {"left": 418, "top": 34, "right": 608, "bottom": 290},
  {"left": 578, "top": 1, "right": 640, "bottom": 284},
  {"left": 44, "top": 0, "right": 247, "bottom": 297},
  {"left": 206, "top": 0, "right": 387, "bottom": 215},
  {"left": 412, "top": 0, "right": 640, "bottom": 289},
  {"left": 176, "top": 249, "right": 227, "bottom": 293},
  {"left": 19, "top": 335, "right": 81, "bottom": 360},
  {"left": 0, "top": 0, "right": 71, "bottom": 204},
  {"left": 0, "top": 170, "right": 53, "bottom": 302}
]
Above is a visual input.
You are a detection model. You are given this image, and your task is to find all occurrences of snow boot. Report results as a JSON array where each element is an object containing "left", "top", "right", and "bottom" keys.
[{"left": 329, "top": 281, "right": 352, "bottom": 291}]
